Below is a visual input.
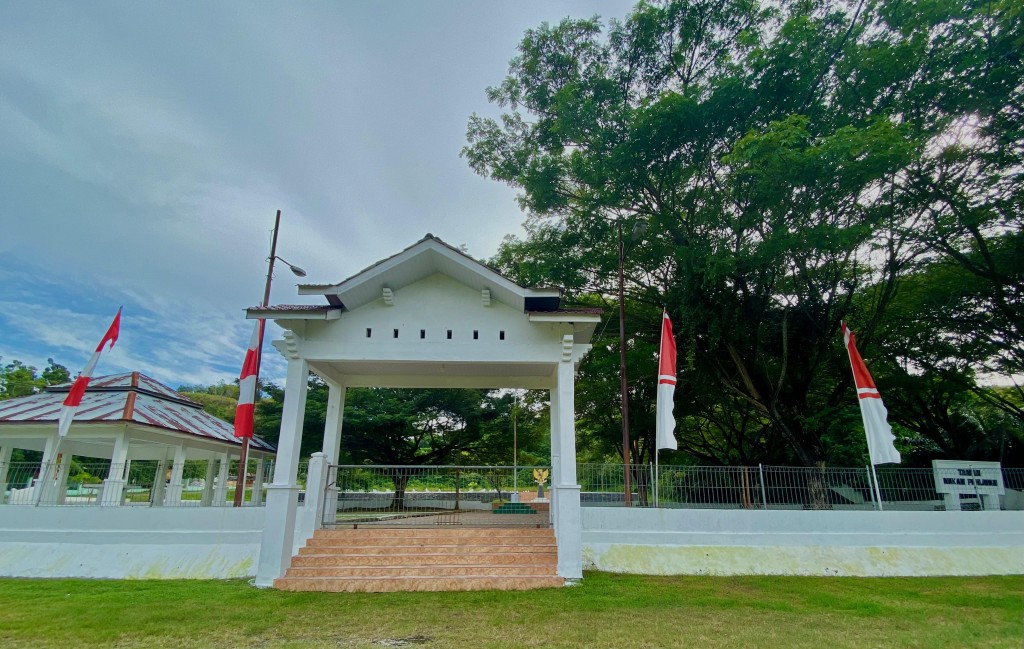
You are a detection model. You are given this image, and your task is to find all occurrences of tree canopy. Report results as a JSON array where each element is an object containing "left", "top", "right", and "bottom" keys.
[
  {"left": 0, "top": 358, "right": 71, "bottom": 400},
  {"left": 465, "top": 0, "right": 1023, "bottom": 466}
]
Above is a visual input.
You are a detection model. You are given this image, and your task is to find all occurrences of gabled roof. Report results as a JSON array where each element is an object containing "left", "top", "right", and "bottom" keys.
[
  {"left": 0, "top": 372, "right": 275, "bottom": 452},
  {"left": 297, "top": 233, "right": 563, "bottom": 313}
]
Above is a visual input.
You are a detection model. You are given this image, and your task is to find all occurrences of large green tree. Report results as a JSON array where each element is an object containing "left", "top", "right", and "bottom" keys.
[
  {"left": 0, "top": 358, "right": 71, "bottom": 400},
  {"left": 465, "top": 0, "right": 1022, "bottom": 466}
]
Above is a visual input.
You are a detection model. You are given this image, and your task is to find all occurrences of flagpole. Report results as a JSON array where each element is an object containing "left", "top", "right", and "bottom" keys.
[
  {"left": 869, "top": 463, "right": 884, "bottom": 511},
  {"left": 33, "top": 436, "right": 64, "bottom": 507},
  {"left": 617, "top": 220, "right": 633, "bottom": 507},
  {"left": 234, "top": 210, "right": 282, "bottom": 507},
  {"left": 654, "top": 449, "right": 659, "bottom": 508}
]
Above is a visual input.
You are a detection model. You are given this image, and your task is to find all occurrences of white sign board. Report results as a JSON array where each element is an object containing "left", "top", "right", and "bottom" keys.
[{"left": 932, "top": 460, "right": 1004, "bottom": 495}]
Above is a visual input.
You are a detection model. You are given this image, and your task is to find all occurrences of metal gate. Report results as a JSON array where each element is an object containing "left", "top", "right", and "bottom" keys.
[{"left": 321, "top": 464, "right": 551, "bottom": 528}]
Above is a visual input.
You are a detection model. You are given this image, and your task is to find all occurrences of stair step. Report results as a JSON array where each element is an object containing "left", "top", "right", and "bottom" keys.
[
  {"left": 313, "top": 527, "right": 553, "bottom": 538},
  {"left": 285, "top": 564, "right": 557, "bottom": 578},
  {"left": 279, "top": 526, "right": 559, "bottom": 592},
  {"left": 307, "top": 536, "right": 555, "bottom": 548},
  {"left": 291, "top": 553, "right": 557, "bottom": 567},
  {"left": 298, "top": 544, "right": 555, "bottom": 557},
  {"left": 492, "top": 503, "right": 539, "bottom": 514},
  {"left": 273, "top": 575, "right": 564, "bottom": 592}
]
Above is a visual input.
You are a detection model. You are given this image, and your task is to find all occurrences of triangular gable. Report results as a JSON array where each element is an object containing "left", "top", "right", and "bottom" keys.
[{"left": 298, "top": 234, "right": 562, "bottom": 313}]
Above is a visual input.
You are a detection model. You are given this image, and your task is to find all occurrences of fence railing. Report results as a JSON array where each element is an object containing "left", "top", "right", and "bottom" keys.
[
  {"left": 578, "top": 464, "right": 1024, "bottom": 511},
  {"left": 6, "top": 459, "right": 1020, "bottom": 511},
  {"left": 325, "top": 465, "right": 551, "bottom": 526},
  {"left": 1, "top": 459, "right": 283, "bottom": 507}
]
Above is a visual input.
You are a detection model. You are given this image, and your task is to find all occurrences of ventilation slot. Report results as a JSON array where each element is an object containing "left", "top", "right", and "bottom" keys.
[
  {"left": 499, "top": 331, "right": 505, "bottom": 341},
  {"left": 446, "top": 330, "right": 453, "bottom": 340},
  {"left": 393, "top": 329, "right": 399, "bottom": 339},
  {"left": 366, "top": 328, "right": 372, "bottom": 338},
  {"left": 420, "top": 329, "right": 426, "bottom": 339}
]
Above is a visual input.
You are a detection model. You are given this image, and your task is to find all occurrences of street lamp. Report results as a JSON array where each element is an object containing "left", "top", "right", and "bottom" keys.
[
  {"left": 234, "top": 209, "right": 307, "bottom": 507},
  {"left": 617, "top": 218, "right": 647, "bottom": 508},
  {"left": 270, "top": 256, "right": 307, "bottom": 280}
]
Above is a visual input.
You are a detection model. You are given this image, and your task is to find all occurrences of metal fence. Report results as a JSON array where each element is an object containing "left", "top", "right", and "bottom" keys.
[
  {"left": 325, "top": 465, "right": 551, "bottom": 527},
  {"left": 1, "top": 459, "right": 280, "bottom": 507},
  {"left": 6, "top": 459, "right": 1019, "bottom": 512},
  {"left": 578, "top": 463, "right": 1024, "bottom": 511}
]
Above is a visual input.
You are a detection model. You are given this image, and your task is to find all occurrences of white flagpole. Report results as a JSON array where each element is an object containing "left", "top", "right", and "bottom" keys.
[
  {"left": 33, "top": 436, "right": 64, "bottom": 507},
  {"left": 870, "top": 463, "right": 884, "bottom": 511},
  {"left": 654, "top": 449, "right": 659, "bottom": 508}
]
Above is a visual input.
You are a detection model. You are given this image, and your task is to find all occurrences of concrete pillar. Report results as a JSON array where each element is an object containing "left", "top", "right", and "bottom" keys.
[
  {"left": 200, "top": 458, "right": 216, "bottom": 506},
  {"left": 0, "top": 445, "right": 12, "bottom": 505},
  {"left": 213, "top": 453, "right": 230, "bottom": 506},
  {"left": 100, "top": 432, "right": 131, "bottom": 506},
  {"left": 151, "top": 458, "right": 168, "bottom": 506},
  {"left": 163, "top": 445, "right": 187, "bottom": 506},
  {"left": 321, "top": 383, "right": 346, "bottom": 517},
  {"left": 252, "top": 458, "right": 267, "bottom": 506},
  {"left": 549, "top": 387, "right": 561, "bottom": 486},
  {"left": 552, "top": 353, "right": 582, "bottom": 580},
  {"left": 295, "top": 452, "right": 328, "bottom": 546},
  {"left": 53, "top": 453, "right": 72, "bottom": 505},
  {"left": 255, "top": 357, "right": 309, "bottom": 587},
  {"left": 32, "top": 433, "right": 60, "bottom": 504}
]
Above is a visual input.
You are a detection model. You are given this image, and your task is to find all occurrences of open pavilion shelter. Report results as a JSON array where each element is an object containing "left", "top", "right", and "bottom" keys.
[
  {"left": 0, "top": 372, "right": 275, "bottom": 507},
  {"left": 249, "top": 234, "right": 600, "bottom": 586}
]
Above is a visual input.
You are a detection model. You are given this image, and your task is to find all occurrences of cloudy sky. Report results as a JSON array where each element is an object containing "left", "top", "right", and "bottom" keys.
[{"left": 0, "top": 1, "right": 633, "bottom": 388}]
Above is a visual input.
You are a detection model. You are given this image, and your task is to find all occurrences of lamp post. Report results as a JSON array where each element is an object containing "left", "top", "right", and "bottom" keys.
[
  {"left": 234, "top": 209, "right": 307, "bottom": 507},
  {"left": 617, "top": 218, "right": 647, "bottom": 508}
]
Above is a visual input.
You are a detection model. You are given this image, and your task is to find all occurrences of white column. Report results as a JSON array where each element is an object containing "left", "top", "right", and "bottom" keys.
[
  {"left": 200, "top": 458, "right": 216, "bottom": 506},
  {"left": 295, "top": 452, "right": 328, "bottom": 545},
  {"left": 164, "top": 445, "right": 187, "bottom": 506},
  {"left": 256, "top": 358, "right": 309, "bottom": 587},
  {"left": 100, "top": 432, "right": 130, "bottom": 506},
  {"left": 251, "top": 457, "right": 267, "bottom": 506},
  {"left": 213, "top": 453, "right": 230, "bottom": 506},
  {"left": 548, "top": 387, "right": 560, "bottom": 526},
  {"left": 321, "top": 383, "right": 346, "bottom": 517},
  {"left": 0, "top": 445, "right": 12, "bottom": 505},
  {"left": 151, "top": 458, "right": 168, "bottom": 506},
  {"left": 552, "top": 354, "right": 582, "bottom": 580},
  {"left": 53, "top": 453, "right": 73, "bottom": 505},
  {"left": 32, "top": 433, "right": 61, "bottom": 504}
]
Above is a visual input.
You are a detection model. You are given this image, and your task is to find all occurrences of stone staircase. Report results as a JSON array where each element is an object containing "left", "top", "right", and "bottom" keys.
[{"left": 273, "top": 527, "right": 562, "bottom": 592}]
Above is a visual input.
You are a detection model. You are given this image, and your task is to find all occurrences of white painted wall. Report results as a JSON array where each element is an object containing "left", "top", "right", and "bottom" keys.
[
  {"left": 582, "top": 508, "right": 1024, "bottom": 577},
  {"left": 0, "top": 506, "right": 265, "bottom": 579}
]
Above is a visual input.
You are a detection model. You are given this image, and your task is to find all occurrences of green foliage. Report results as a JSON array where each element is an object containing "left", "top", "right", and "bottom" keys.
[
  {"left": 0, "top": 358, "right": 71, "bottom": 400},
  {"left": 465, "top": 0, "right": 1024, "bottom": 466},
  {"left": 251, "top": 378, "right": 545, "bottom": 466},
  {"left": 179, "top": 392, "right": 238, "bottom": 423}
]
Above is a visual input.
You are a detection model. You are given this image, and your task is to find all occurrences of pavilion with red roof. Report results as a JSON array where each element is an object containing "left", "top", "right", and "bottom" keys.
[{"left": 0, "top": 372, "right": 275, "bottom": 507}]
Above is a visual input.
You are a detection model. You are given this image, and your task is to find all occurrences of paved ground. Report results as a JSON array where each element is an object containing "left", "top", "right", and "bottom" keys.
[{"left": 328, "top": 508, "right": 550, "bottom": 528}]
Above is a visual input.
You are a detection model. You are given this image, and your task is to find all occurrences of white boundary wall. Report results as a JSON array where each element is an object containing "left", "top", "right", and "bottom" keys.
[
  {"left": 0, "top": 506, "right": 265, "bottom": 579},
  {"left": 582, "top": 508, "right": 1024, "bottom": 576}
]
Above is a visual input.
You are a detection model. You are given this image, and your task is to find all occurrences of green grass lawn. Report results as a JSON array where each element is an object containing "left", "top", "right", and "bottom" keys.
[{"left": 0, "top": 573, "right": 1020, "bottom": 648}]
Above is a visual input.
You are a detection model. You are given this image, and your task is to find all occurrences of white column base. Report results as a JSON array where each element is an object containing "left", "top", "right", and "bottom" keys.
[
  {"left": 294, "top": 453, "right": 327, "bottom": 546},
  {"left": 255, "top": 484, "right": 302, "bottom": 587},
  {"left": 553, "top": 484, "right": 582, "bottom": 579},
  {"left": 100, "top": 479, "right": 126, "bottom": 506},
  {"left": 165, "top": 481, "right": 184, "bottom": 505}
]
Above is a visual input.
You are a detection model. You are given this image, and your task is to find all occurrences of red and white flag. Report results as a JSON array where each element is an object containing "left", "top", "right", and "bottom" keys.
[
  {"left": 656, "top": 310, "right": 678, "bottom": 451},
  {"left": 58, "top": 308, "right": 122, "bottom": 437},
  {"left": 841, "top": 322, "right": 901, "bottom": 465},
  {"left": 233, "top": 321, "right": 262, "bottom": 439}
]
